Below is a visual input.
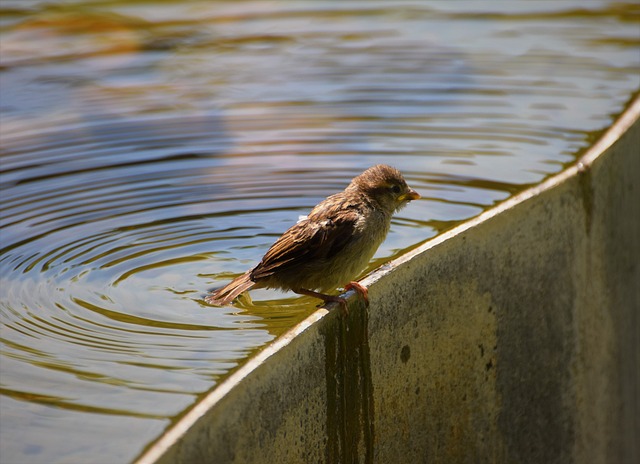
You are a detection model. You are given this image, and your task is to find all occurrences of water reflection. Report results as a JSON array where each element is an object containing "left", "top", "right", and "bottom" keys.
[{"left": 1, "top": 0, "right": 639, "bottom": 462}]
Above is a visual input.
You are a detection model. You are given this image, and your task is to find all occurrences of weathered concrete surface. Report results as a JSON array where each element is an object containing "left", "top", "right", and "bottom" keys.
[
  {"left": 366, "top": 98, "right": 639, "bottom": 464},
  {"left": 136, "top": 97, "right": 639, "bottom": 464}
]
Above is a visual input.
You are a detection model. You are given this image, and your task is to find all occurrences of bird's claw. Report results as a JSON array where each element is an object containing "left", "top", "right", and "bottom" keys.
[{"left": 344, "top": 281, "right": 369, "bottom": 305}]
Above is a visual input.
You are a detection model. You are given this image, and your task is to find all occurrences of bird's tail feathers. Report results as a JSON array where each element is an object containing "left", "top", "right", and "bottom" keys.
[{"left": 205, "top": 271, "right": 254, "bottom": 306}]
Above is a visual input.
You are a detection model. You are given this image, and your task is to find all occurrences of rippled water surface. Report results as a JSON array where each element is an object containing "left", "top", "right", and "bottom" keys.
[{"left": 1, "top": 0, "right": 639, "bottom": 462}]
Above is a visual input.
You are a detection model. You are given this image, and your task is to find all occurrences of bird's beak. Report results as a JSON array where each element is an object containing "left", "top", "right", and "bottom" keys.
[{"left": 399, "top": 189, "right": 420, "bottom": 202}]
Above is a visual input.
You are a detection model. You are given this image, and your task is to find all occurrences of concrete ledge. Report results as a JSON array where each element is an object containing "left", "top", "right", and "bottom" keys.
[{"left": 136, "top": 97, "right": 639, "bottom": 464}]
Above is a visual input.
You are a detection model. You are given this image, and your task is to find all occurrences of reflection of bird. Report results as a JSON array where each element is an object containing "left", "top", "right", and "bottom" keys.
[{"left": 205, "top": 165, "right": 420, "bottom": 308}]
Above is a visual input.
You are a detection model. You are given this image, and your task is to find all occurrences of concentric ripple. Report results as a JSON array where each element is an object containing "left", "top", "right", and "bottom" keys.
[{"left": 1, "top": 0, "right": 639, "bottom": 462}]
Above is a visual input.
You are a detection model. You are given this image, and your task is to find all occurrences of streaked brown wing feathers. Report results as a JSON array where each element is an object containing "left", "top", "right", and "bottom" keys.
[{"left": 250, "top": 209, "right": 358, "bottom": 280}]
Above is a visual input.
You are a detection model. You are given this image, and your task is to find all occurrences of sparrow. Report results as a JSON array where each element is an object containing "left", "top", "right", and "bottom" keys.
[{"left": 205, "top": 164, "right": 420, "bottom": 308}]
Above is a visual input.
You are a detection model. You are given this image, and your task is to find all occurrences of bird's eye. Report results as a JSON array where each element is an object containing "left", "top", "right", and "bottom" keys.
[{"left": 391, "top": 184, "right": 401, "bottom": 194}]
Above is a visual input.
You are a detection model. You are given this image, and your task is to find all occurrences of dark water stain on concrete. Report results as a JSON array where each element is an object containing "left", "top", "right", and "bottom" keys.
[{"left": 323, "top": 298, "right": 375, "bottom": 463}]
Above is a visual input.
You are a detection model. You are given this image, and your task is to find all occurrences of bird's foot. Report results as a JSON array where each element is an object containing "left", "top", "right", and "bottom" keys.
[
  {"left": 294, "top": 288, "right": 350, "bottom": 317},
  {"left": 344, "top": 281, "right": 369, "bottom": 306}
]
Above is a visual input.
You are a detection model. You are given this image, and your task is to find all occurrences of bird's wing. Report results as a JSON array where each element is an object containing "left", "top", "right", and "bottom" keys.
[{"left": 250, "top": 207, "right": 360, "bottom": 280}]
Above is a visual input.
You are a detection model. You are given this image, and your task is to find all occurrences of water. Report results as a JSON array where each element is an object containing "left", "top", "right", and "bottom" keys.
[{"left": 1, "top": 0, "right": 638, "bottom": 462}]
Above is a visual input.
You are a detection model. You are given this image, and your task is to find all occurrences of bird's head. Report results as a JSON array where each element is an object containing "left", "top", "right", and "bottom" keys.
[{"left": 350, "top": 164, "right": 420, "bottom": 213}]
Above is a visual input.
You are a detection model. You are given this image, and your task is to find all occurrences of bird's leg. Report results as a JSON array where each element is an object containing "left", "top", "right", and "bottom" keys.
[
  {"left": 344, "top": 281, "right": 369, "bottom": 305},
  {"left": 293, "top": 288, "right": 349, "bottom": 316}
]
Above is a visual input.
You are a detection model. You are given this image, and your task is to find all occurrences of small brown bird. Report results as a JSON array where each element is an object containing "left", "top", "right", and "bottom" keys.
[{"left": 205, "top": 164, "right": 420, "bottom": 308}]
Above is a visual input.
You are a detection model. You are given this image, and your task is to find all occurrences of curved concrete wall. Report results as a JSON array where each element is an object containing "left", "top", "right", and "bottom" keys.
[{"left": 137, "top": 97, "right": 639, "bottom": 464}]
